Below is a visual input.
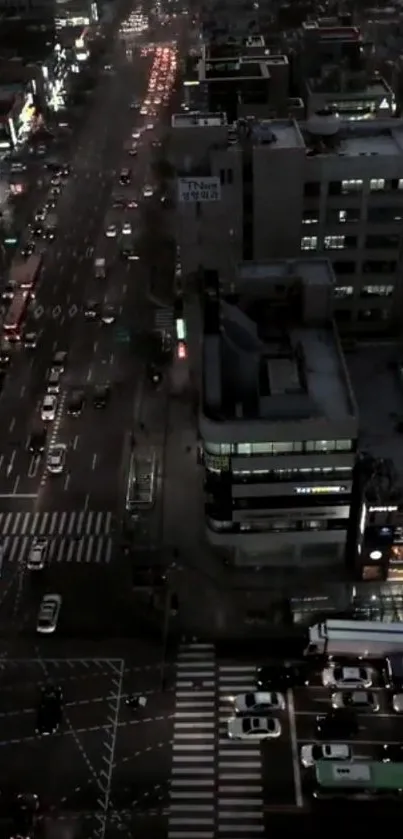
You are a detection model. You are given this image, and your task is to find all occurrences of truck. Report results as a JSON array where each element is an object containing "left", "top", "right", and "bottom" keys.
[
  {"left": 94, "top": 257, "right": 106, "bottom": 279},
  {"left": 305, "top": 619, "right": 403, "bottom": 659}
]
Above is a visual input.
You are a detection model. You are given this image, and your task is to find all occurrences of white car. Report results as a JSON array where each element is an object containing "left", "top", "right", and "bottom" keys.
[
  {"left": 47, "top": 444, "right": 66, "bottom": 474},
  {"left": 227, "top": 716, "right": 281, "bottom": 740},
  {"left": 233, "top": 692, "right": 285, "bottom": 715},
  {"left": 27, "top": 538, "right": 48, "bottom": 571},
  {"left": 392, "top": 693, "right": 403, "bottom": 713},
  {"left": 322, "top": 665, "right": 372, "bottom": 689},
  {"left": 146, "top": 122, "right": 154, "bottom": 130},
  {"left": 300, "top": 743, "right": 352, "bottom": 769},
  {"left": 143, "top": 184, "right": 153, "bottom": 198},
  {"left": 122, "top": 222, "right": 132, "bottom": 235},
  {"left": 106, "top": 224, "right": 117, "bottom": 238},
  {"left": 132, "top": 130, "right": 141, "bottom": 140},
  {"left": 41, "top": 394, "right": 57, "bottom": 422},
  {"left": 36, "top": 594, "right": 62, "bottom": 634}
]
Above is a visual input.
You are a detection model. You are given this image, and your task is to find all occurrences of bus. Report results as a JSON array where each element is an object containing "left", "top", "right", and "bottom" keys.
[
  {"left": 314, "top": 760, "right": 403, "bottom": 801},
  {"left": 3, "top": 290, "right": 31, "bottom": 341},
  {"left": 126, "top": 450, "right": 157, "bottom": 512},
  {"left": 8, "top": 253, "right": 42, "bottom": 294},
  {"left": 305, "top": 618, "right": 403, "bottom": 659}
]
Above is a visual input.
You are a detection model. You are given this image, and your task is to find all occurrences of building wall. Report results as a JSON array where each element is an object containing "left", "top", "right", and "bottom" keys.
[{"left": 171, "top": 119, "right": 403, "bottom": 330}]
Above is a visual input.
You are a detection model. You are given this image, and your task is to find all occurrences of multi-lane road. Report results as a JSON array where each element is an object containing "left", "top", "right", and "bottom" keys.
[{"left": 0, "top": 6, "right": 180, "bottom": 635}]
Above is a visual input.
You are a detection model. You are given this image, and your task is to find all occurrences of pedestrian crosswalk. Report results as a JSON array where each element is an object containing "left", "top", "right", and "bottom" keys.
[
  {"left": 154, "top": 306, "right": 173, "bottom": 335},
  {"left": 169, "top": 642, "right": 216, "bottom": 839},
  {"left": 1, "top": 534, "right": 113, "bottom": 565},
  {"left": 218, "top": 664, "right": 264, "bottom": 836},
  {"left": 0, "top": 510, "right": 113, "bottom": 537},
  {"left": 169, "top": 642, "right": 265, "bottom": 839},
  {"left": 0, "top": 511, "right": 115, "bottom": 566}
]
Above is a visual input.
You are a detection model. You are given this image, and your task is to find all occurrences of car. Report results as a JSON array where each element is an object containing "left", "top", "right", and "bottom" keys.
[
  {"left": 315, "top": 709, "right": 358, "bottom": 740},
  {"left": 50, "top": 176, "right": 61, "bottom": 186},
  {"left": 147, "top": 362, "right": 162, "bottom": 385},
  {"left": 381, "top": 743, "right": 403, "bottom": 762},
  {"left": 126, "top": 198, "right": 138, "bottom": 209},
  {"left": 227, "top": 716, "right": 281, "bottom": 740},
  {"left": 0, "top": 346, "right": 10, "bottom": 368},
  {"left": 322, "top": 665, "right": 372, "bottom": 689},
  {"left": 128, "top": 146, "right": 138, "bottom": 156},
  {"left": 27, "top": 538, "right": 48, "bottom": 571},
  {"left": 28, "top": 427, "right": 47, "bottom": 454},
  {"left": 47, "top": 444, "right": 66, "bottom": 475},
  {"left": 84, "top": 300, "right": 99, "bottom": 319},
  {"left": 11, "top": 793, "right": 39, "bottom": 839},
  {"left": 47, "top": 368, "right": 62, "bottom": 393},
  {"left": 331, "top": 690, "right": 380, "bottom": 712},
  {"left": 45, "top": 197, "right": 57, "bottom": 210},
  {"left": 121, "top": 246, "right": 139, "bottom": 261},
  {"left": 36, "top": 594, "right": 62, "bottom": 634},
  {"left": 392, "top": 692, "right": 403, "bottom": 713},
  {"left": 49, "top": 184, "right": 61, "bottom": 196},
  {"left": 93, "top": 384, "right": 110, "bottom": 408},
  {"left": 112, "top": 196, "right": 125, "bottom": 208},
  {"left": 233, "top": 692, "right": 285, "bottom": 714},
  {"left": 67, "top": 390, "right": 84, "bottom": 416},
  {"left": 122, "top": 222, "right": 132, "bottom": 235},
  {"left": 132, "top": 130, "right": 141, "bottom": 139},
  {"left": 256, "top": 663, "right": 311, "bottom": 690},
  {"left": 300, "top": 742, "right": 352, "bottom": 768},
  {"left": 41, "top": 394, "right": 57, "bottom": 422},
  {"left": 20, "top": 239, "right": 35, "bottom": 260},
  {"left": 31, "top": 224, "right": 44, "bottom": 237},
  {"left": 119, "top": 168, "right": 131, "bottom": 185},
  {"left": 36, "top": 684, "right": 63, "bottom": 735},
  {"left": 2, "top": 281, "right": 16, "bottom": 300},
  {"left": 60, "top": 164, "right": 70, "bottom": 177},
  {"left": 24, "top": 331, "right": 37, "bottom": 349},
  {"left": 105, "top": 223, "right": 117, "bottom": 238},
  {"left": 101, "top": 305, "right": 115, "bottom": 325},
  {"left": 143, "top": 184, "right": 153, "bottom": 198},
  {"left": 52, "top": 350, "right": 67, "bottom": 369},
  {"left": 146, "top": 122, "right": 154, "bottom": 130}
]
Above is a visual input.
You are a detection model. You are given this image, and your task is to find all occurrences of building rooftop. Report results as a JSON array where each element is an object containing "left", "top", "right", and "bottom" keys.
[
  {"left": 203, "top": 260, "right": 355, "bottom": 429},
  {"left": 308, "top": 73, "right": 391, "bottom": 97},
  {"left": 302, "top": 116, "right": 403, "bottom": 157}
]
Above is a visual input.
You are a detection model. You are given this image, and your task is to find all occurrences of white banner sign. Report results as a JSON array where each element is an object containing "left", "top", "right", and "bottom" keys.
[{"left": 178, "top": 177, "right": 221, "bottom": 203}]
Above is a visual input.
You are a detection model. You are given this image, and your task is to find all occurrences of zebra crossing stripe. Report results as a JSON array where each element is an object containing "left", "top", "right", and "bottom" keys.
[
  {"left": 0, "top": 510, "right": 113, "bottom": 537},
  {"left": 1, "top": 535, "right": 113, "bottom": 564}
]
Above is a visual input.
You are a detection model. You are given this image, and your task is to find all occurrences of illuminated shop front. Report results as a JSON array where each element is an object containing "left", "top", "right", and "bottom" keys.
[
  {"left": 356, "top": 502, "right": 403, "bottom": 581},
  {"left": 42, "top": 46, "right": 69, "bottom": 111}
]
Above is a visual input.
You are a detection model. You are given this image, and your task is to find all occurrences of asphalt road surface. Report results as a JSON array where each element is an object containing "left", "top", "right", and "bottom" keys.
[{"left": 0, "top": 4, "right": 180, "bottom": 630}]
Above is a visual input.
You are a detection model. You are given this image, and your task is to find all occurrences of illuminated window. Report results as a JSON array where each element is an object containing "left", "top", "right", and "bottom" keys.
[
  {"left": 324, "top": 235, "right": 345, "bottom": 250},
  {"left": 361, "top": 284, "right": 394, "bottom": 297},
  {"left": 342, "top": 179, "right": 363, "bottom": 194},
  {"left": 301, "top": 236, "right": 317, "bottom": 251},
  {"left": 370, "top": 178, "right": 385, "bottom": 192},
  {"left": 334, "top": 286, "right": 353, "bottom": 297}
]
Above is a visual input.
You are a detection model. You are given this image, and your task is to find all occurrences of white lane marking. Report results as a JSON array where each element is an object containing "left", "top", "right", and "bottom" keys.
[{"left": 287, "top": 689, "right": 303, "bottom": 807}]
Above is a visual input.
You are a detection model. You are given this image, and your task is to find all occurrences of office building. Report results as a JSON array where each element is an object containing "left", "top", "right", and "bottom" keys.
[
  {"left": 170, "top": 113, "right": 403, "bottom": 332},
  {"left": 200, "top": 258, "right": 358, "bottom": 569}
]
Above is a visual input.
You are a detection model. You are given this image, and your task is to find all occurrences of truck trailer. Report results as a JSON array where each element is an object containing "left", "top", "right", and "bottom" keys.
[{"left": 305, "top": 619, "right": 403, "bottom": 659}]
